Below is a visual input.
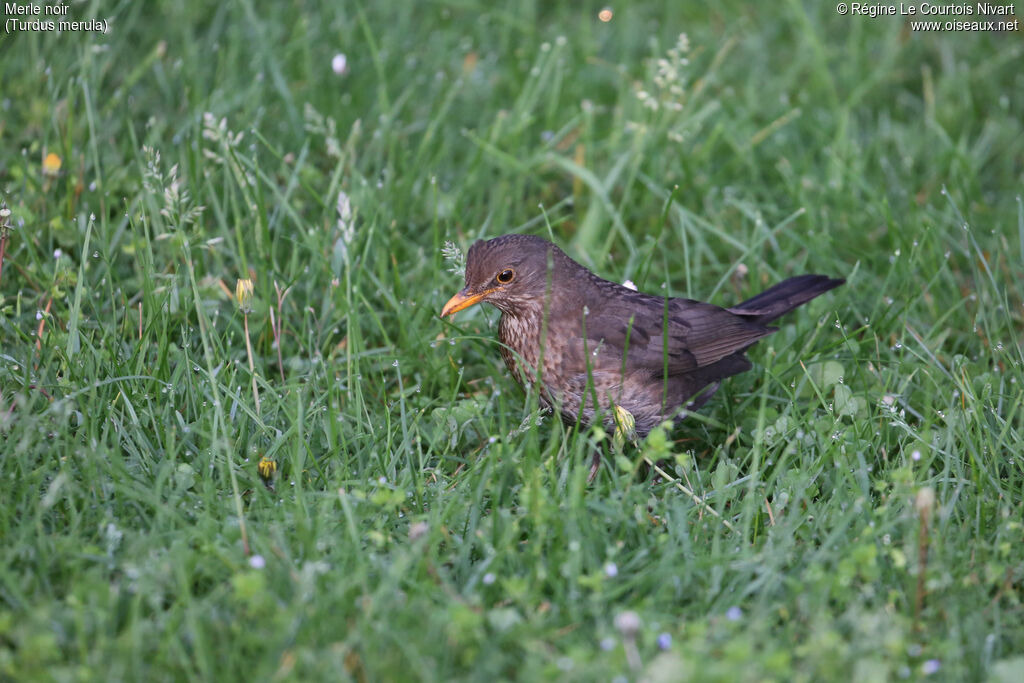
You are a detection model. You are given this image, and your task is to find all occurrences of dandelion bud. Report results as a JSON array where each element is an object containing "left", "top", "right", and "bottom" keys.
[
  {"left": 612, "top": 404, "right": 637, "bottom": 450},
  {"left": 915, "top": 486, "right": 935, "bottom": 518},
  {"left": 235, "top": 278, "right": 255, "bottom": 314}
]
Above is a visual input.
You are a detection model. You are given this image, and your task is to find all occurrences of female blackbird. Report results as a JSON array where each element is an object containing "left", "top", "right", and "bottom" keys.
[{"left": 441, "top": 234, "right": 843, "bottom": 436}]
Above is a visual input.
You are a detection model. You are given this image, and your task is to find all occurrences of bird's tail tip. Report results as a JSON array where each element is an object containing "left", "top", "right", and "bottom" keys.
[{"left": 730, "top": 274, "right": 844, "bottom": 323}]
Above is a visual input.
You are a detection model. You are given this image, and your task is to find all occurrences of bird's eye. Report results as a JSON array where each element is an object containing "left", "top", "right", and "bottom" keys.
[{"left": 496, "top": 268, "right": 515, "bottom": 284}]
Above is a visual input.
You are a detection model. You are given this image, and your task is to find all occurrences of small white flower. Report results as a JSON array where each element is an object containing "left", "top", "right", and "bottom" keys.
[
  {"left": 409, "top": 521, "right": 429, "bottom": 541},
  {"left": 331, "top": 53, "right": 348, "bottom": 75},
  {"left": 614, "top": 610, "right": 641, "bottom": 636},
  {"left": 249, "top": 554, "right": 266, "bottom": 569},
  {"left": 604, "top": 562, "right": 618, "bottom": 578},
  {"left": 336, "top": 191, "right": 352, "bottom": 230}
]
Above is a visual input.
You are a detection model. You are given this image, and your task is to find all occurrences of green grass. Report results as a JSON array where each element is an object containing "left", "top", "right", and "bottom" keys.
[{"left": 2, "top": 1, "right": 1023, "bottom": 680}]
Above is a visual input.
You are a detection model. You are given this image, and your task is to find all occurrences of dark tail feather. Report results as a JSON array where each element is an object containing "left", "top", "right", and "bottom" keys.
[{"left": 729, "top": 275, "right": 844, "bottom": 324}]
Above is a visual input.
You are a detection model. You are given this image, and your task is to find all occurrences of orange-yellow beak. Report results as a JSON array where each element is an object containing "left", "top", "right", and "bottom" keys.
[{"left": 440, "top": 288, "right": 491, "bottom": 317}]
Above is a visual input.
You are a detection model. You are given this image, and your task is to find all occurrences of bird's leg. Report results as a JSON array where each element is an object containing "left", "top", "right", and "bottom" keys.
[{"left": 588, "top": 450, "right": 601, "bottom": 483}]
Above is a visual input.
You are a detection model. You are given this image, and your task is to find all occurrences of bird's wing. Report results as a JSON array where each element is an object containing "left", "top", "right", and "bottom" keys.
[{"left": 569, "top": 292, "right": 775, "bottom": 376}]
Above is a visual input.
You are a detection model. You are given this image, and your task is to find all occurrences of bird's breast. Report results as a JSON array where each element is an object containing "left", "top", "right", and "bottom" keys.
[{"left": 497, "top": 311, "right": 569, "bottom": 404}]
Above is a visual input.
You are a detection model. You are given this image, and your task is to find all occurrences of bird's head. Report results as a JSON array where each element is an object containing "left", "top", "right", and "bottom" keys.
[{"left": 440, "top": 234, "right": 563, "bottom": 318}]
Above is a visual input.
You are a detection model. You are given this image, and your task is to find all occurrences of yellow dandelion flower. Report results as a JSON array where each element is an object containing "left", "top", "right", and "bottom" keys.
[
  {"left": 258, "top": 455, "right": 277, "bottom": 481},
  {"left": 42, "top": 152, "right": 62, "bottom": 177}
]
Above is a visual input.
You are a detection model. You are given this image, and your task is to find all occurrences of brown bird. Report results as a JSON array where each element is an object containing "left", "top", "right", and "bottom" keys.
[{"left": 441, "top": 234, "right": 843, "bottom": 438}]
